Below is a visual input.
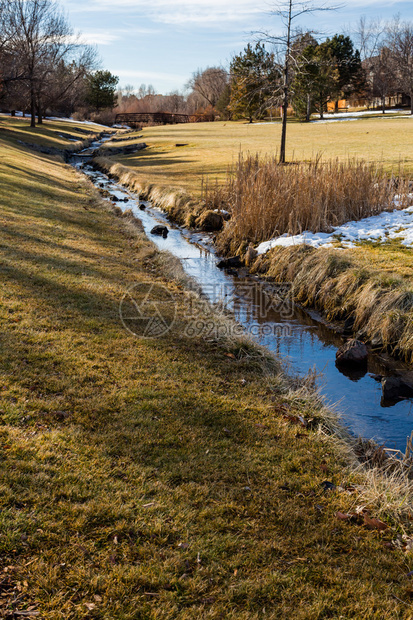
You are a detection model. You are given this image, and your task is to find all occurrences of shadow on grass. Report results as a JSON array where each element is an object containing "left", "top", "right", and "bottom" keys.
[
  {"left": 120, "top": 147, "right": 193, "bottom": 170},
  {"left": 0, "top": 117, "right": 96, "bottom": 146}
]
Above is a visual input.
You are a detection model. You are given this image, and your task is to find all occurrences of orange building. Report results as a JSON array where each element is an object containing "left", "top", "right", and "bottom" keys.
[{"left": 326, "top": 99, "right": 348, "bottom": 112}]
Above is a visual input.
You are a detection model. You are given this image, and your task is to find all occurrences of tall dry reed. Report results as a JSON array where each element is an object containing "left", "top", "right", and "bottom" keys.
[{"left": 206, "top": 154, "right": 410, "bottom": 254}]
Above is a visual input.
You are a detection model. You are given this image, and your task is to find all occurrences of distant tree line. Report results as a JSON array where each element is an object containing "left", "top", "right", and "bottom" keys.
[
  {"left": 115, "top": 17, "right": 413, "bottom": 128},
  {"left": 114, "top": 69, "right": 229, "bottom": 122},
  {"left": 2, "top": 1, "right": 412, "bottom": 128}
]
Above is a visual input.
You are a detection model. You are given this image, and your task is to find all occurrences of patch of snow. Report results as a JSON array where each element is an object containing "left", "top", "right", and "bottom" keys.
[
  {"left": 0, "top": 111, "right": 111, "bottom": 129},
  {"left": 46, "top": 116, "right": 110, "bottom": 128},
  {"left": 246, "top": 109, "right": 413, "bottom": 126},
  {"left": 315, "top": 108, "right": 409, "bottom": 119},
  {"left": 57, "top": 134, "right": 78, "bottom": 142},
  {"left": 247, "top": 121, "right": 279, "bottom": 126},
  {"left": 0, "top": 111, "right": 25, "bottom": 117},
  {"left": 256, "top": 205, "right": 413, "bottom": 254},
  {"left": 313, "top": 118, "right": 359, "bottom": 124}
]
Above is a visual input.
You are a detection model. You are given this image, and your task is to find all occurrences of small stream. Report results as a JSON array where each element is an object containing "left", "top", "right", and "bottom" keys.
[{"left": 71, "top": 145, "right": 413, "bottom": 454}]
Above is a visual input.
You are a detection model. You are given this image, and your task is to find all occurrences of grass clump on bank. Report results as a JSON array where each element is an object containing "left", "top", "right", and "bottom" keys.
[
  {"left": 94, "top": 155, "right": 205, "bottom": 227},
  {"left": 252, "top": 244, "right": 413, "bottom": 362},
  {"left": 207, "top": 154, "right": 411, "bottom": 255},
  {"left": 1, "top": 119, "right": 413, "bottom": 618}
]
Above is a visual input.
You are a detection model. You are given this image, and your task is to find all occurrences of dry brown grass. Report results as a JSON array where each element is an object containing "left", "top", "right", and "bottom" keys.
[{"left": 207, "top": 154, "right": 411, "bottom": 255}]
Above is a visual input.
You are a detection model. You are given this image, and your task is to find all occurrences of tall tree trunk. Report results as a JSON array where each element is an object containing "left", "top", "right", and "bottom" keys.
[
  {"left": 37, "top": 100, "right": 43, "bottom": 125},
  {"left": 382, "top": 96, "right": 386, "bottom": 114},
  {"left": 279, "top": 0, "right": 293, "bottom": 164},
  {"left": 30, "top": 84, "right": 36, "bottom": 128},
  {"left": 334, "top": 100, "right": 339, "bottom": 113},
  {"left": 306, "top": 93, "right": 311, "bottom": 122},
  {"left": 319, "top": 93, "right": 324, "bottom": 120},
  {"left": 280, "top": 88, "right": 288, "bottom": 162}
]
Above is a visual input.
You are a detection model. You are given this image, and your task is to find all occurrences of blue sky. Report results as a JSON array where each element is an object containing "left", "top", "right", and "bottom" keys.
[{"left": 61, "top": 0, "right": 413, "bottom": 94}]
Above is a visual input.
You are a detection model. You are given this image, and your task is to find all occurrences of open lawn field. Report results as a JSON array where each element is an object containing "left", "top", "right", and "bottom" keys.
[
  {"left": 113, "top": 115, "right": 413, "bottom": 196},
  {"left": 1, "top": 119, "right": 413, "bottom": 618}
]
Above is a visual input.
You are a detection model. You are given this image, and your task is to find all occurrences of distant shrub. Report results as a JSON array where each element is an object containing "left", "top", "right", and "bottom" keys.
[{"left": 92, "top": 110, "right": 116, "bottom": 126}]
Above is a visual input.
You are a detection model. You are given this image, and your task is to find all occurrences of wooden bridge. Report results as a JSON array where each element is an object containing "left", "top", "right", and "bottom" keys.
[{"left": 114, "top": 112, "right": 215, "bottom": 128}]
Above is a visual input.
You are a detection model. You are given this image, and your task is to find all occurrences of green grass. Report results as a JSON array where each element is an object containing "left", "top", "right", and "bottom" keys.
[
  {"left": 1, "top": 119, "right": 413, "bottom": 618},
  {"left": 112, "top": 116, "right": 413, "bottom": 196}
]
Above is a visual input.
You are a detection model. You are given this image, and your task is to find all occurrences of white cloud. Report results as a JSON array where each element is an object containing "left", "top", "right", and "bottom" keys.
[
  {"left": 153, "top": 9, "right": 263, "bottom": 26},
  {"left": 80, "top": 32, "right": 120, "bottom": 45},
  {"left": 124, "top": 27, "right": 162, "bottom": 35},
  {"left": 70, "top": 0, "right": 413, "bottom": 29},
  {"left": 93, "top": 0, "right": 261, "bottom": 9},
  {"left": 115, "top": 69, "right": 188, "bottom": 84},
  {"left": 87, "top": 0, "right": 267, "bottom": 26}
]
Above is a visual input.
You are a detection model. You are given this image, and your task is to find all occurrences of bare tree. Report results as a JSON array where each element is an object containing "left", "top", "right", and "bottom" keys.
[
  {"left": 388, "top": 19, "right": 413, "bottom": 114},
  {"left": 116, "top": 84, "right": 134, "bottom": 106},
  {"left": 187, "top": 67, "right": 228, "bottom": 109},
  {"left": 3, "top": 0, "right": 95, "bottom": 126},
  {"left": 369, "top": 46, "right": 397, "bottom": 113},
  {"left": 258, "top": 0, "right": 341, "bottom": 163},
  {"left": 0, "top": 0, "right": 15, "bottom": 53},
  {"left": 355, "top": 16, "right": 385, "bottom": 62},
  {"left": 123, "top": 84, "right": 135, "bottom": 97},
  {"left": 351, "top": 16, "right": 387, "bottom": 108},
  {"left": 137, "top": 83, "right": 156, "bottom": 99},
  {"left": 354, "top": 18, "right": 413, "bottom": 113},
  {"left": 40, "top": 46, "right": 97, "bottom": 119},
  {"left": 0, "top": 1, "right": 28, "bottom": 89}
]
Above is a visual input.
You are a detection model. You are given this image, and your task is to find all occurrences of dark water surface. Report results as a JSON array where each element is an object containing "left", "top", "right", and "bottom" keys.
[{"left": 73, "top": 155, "right": 413, "bottom": 453}]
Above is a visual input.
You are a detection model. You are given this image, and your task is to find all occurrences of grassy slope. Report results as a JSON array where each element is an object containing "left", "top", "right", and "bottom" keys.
[
  {"left": 0, "top": 115, "right": 108, "bottom": 149},
  {"left": 111, "top": 116, "right": 413, "bottom": 197},
  {"left": 0, "top": 120, "right": 413, "bottom": 619}
]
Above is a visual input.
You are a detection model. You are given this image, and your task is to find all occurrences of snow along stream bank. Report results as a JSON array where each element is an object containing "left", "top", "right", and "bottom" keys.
[{"left": 256, "top": 203, "right": 413, "bottom": 254}]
